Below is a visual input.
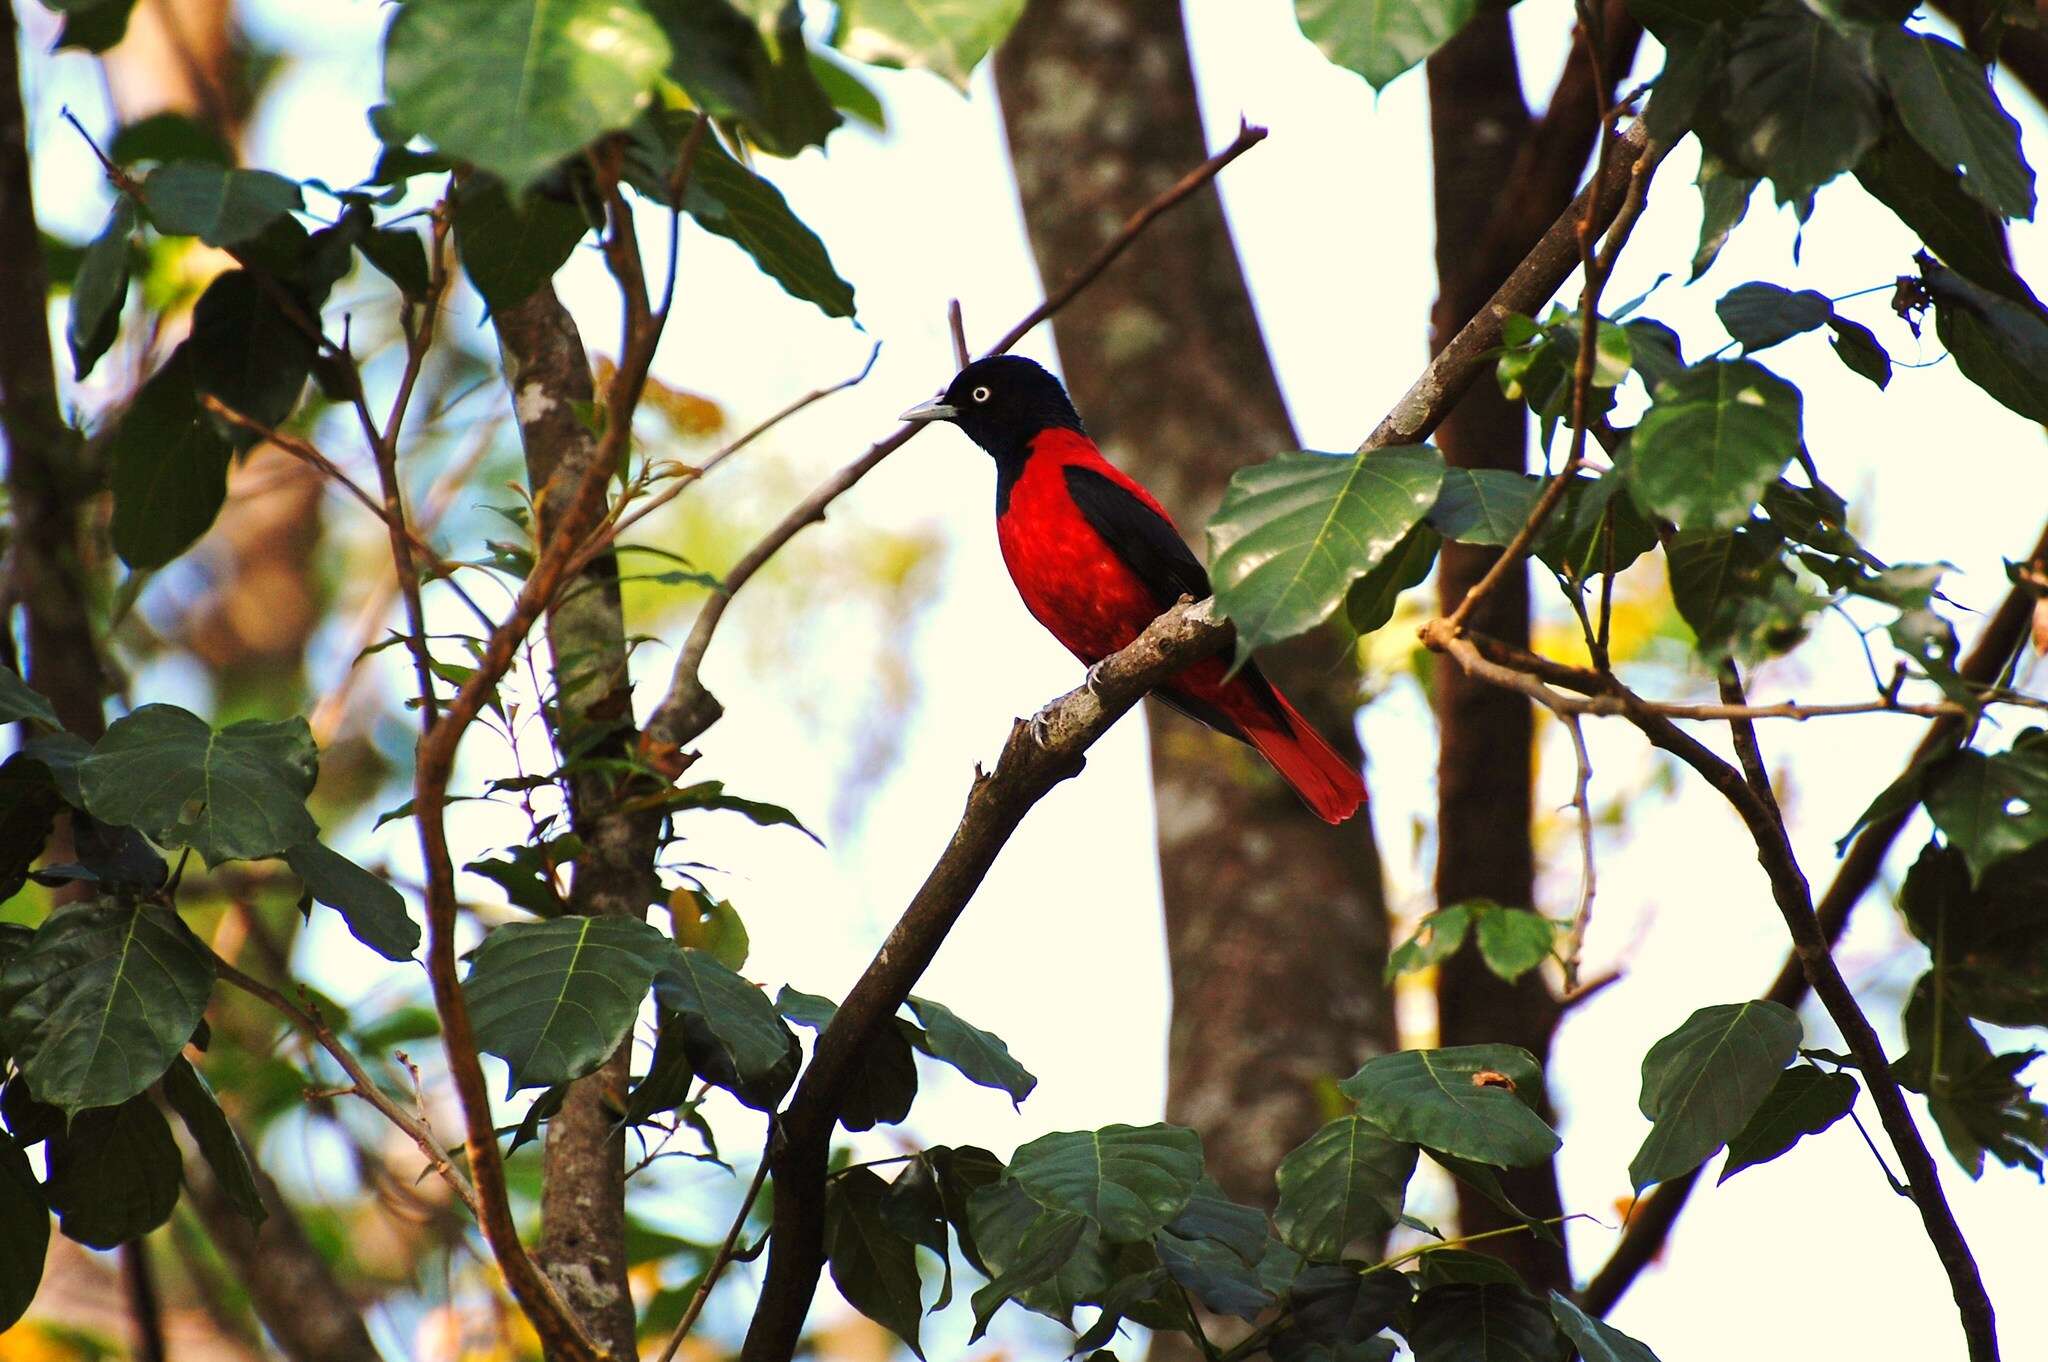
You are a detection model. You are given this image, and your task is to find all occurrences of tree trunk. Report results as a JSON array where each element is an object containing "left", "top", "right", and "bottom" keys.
[{"left": 994, "top": 0, "right": 1395, "bottom": 1214}]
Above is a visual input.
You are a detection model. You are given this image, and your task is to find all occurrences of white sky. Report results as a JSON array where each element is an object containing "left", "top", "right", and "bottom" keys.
[{"left": 16, "top": 0, "right": 2048, "bottom": 1358}]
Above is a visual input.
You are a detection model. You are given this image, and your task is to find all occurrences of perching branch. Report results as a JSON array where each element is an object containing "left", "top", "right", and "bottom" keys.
[
  {"left": 737, "top": 595, "right": 1235, "bottom": 1362},
  {"left": 640, "top": 120, "right": 1270, "bottom": 758}
]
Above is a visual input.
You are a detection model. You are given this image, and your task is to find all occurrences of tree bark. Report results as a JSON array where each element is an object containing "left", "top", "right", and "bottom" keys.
[
  {"left": 1423, "top": 2, "right": 1637, "bottom": 1291},
  {"left": 994, "top": 0, "right": 1395, "bottom": 1214},
  {"left": 495, "top": 283, "right": 662, "bottom": 1362}
]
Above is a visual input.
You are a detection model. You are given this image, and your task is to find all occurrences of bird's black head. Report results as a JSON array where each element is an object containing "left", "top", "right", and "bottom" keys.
[{"left": 899, "top": 355, "right": 1085, "bottom": 464}]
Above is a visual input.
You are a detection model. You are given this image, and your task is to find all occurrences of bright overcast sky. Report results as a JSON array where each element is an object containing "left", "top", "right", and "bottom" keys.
[{"left": 19, "top": 0, "right": 2048, "bottom": 1357}]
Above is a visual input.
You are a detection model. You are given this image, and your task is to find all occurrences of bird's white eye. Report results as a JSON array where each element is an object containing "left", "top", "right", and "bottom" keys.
[{"left": 971, "top": 385, "right": 992, "bottom": 403}]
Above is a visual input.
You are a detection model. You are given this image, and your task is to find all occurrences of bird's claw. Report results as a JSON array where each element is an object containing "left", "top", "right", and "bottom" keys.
[
  {"left": 1029, "top": 708, "right": 1055, "bottom": 750},
  {"left": 1084, "top": 660, "right": 1107, "bottom": 700}
]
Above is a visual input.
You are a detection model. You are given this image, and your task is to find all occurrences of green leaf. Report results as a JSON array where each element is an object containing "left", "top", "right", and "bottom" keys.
[
  {"left": 0, "top": 898, "right": 215, "bottom": 1114},
  {"left": 110, "top": 111, "right": 233, "bottom": 167},
  {"left": 1154, "top": 1232, "right": 1274, "bottom": 1322},
  {"left": 1857, "top": 123, "right": 2033, "bottom": 304},
  {"left": 1920, "top": 254, "right": 2048, "bottom": 425},
  {"left": 1385, "top": 903, "right": 1472, "bottom": 983},
  {"left": 810, "top": 49, "right": 886, "bottom": 129},
  {"left": 53, "top": 0, "right": 135, "bottom": 52},
  {"left": 683, "top": 125, "right": 857, "bottom": 318},
  {"left": 383, "top": 0, "right": 672, "bottom": 192},
  {"left": 161, "top": 1056, "right": 265, "bottom": 1223},
  {"left": 186, "top": 270, "right": 316, "bottom": 446},
  {"left": 43, "top": 1096, "right": 183, "bottom": 1248},
  {"left": 1279, "top": 1265, "right": 1412, "bottom": 1351},
  {"left": 1548, "top": 1291, "right": 1661, "bottom": 1362},
  {"left": 0, "top": 756, "right": 62, "bottom": 901},
  {"left": 1164, "top": 1177, "right": 1269, "bottom": 1264},
  {"left": 1718, "top": 1063, "right": 1858, "bottom": 1183},
  {"left": 0, "top": 1130, "right": 46, "bottom": 1330},
  {"left": 965, "top": 1192, "right": 1098, "bottom": 1338},
  {"left": 145, "top": 163, "right": 304, "bottom": 246},
  {"left": 1209, "top": 447, "right": 1445, "bottom": 667},
  {"left": 623, "top": 1012, "right": 695, "bottom": 1125},
  {"left": 1340, "top": 1046, "right": 1559, "bottom": 1168},
  {"left": 1628, "top": 359, "right": 1802, "bottom": 531},
  {"left": 839, "top": 0, "right": 1026, "bottom": 90},
  {"left": 1895, "top": 972, "right": 2046, "bottom": 1177},
  {"left": 1475, "top": 907, "right": 1559, "bottom": 982},
  {"left": 1427, "top": 470, "right": 1540, "bottom": 548},
  {"left": 660, "top": 780, "right": 822, "bottom": 844},
  {"left": 1900, "top": 840, "right": 2048, "bottom": 1027},
  {"left": 105, "top": 347, "right": 234, "bottom": 570},
  {"left": 905, "top": 995, "right": 1036, "bottom": 1105},
  {"left": 1665, "top": 524, "right": 1816, "bottom": 663},
  {"left": 1344, "top": 524, "right": 1441, "bottom": 636},
  {"left": 69, "top": 198, "right": 135, "bottom": 380},
  {"left": 826, "top": 1167, "right": 926, "bottom": 1357},
  {"left": 451, "top": 174, "right": 591, "bottom": 312},
  {"left": 1715, "top": 3, "right": 1881, "bottom": 208},
  {"left": 1409, "top": 1283, "right": 1561, "bottom": 1362},
  {"left": 1629, "top": 999, "right": 1802, "bottom": 1190},
  {"left": 1873, "top": 29, "right": 2034, "bottom": 221},
  {"left": 1272, "top": 1116, "right": 1417, "bottom": 1261},
  {"left": 1924, "top": 741, "right": 2048, "bottom": 883},
  {"left": 1294, "top": 0, "right": 1481, "bottom": 91},
  {"left": 654, "top": 946, "right": 799, "bottom": 1111},
  {"left": 79, "top": 705, "right": 318, "bottom": 865},
  {"left": 652, "top": 0, "right": 839, "bottom": 156},
  {"left": 1826, "top": 316, "right": 1892, "bottom": 389},
  {"left": 1008, "top": 1123, "right": 1204, "bottom": 1242},
  {"left": 837, "top": 1021, "right": 919, "bottom": 1133},
  {"left": 360, "top": 224, "right": 431, "bottom": 298},
  {"left": 1533, "top": 469, "right": 1658, "bottom": 582},
  {"left": 286, "top": 840, "right": 419, "bottom": 961},
  {"left": 465, "top": 916, "right": 666, "bottom": 1092},
  {"left": 1716, "top": 282, "right": 1833, "bottom": 351},
  {"left": 0, "top": 664, "right": 61, "bottom": 729},
  {"left": 1691, "top": 153, "right": 1755, "bottom": 281}
]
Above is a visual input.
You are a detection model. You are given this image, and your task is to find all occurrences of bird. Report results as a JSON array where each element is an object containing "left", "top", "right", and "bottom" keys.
[{"left": 901, "top": 354, "right": 1366, "bottom": 824}]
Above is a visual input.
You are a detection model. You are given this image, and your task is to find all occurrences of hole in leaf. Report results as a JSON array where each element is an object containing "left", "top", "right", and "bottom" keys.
[{"left": 2006, "top": 797, "right": 2032, "bottom": 817}]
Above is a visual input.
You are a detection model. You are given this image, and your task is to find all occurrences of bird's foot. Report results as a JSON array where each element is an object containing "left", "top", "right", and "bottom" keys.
[
  {"left": 1083, "top": 660, "right": 1108, "bottom": 700},
  {"left": 1028, "top": 707, "right": 1056, "bottom": 750}
]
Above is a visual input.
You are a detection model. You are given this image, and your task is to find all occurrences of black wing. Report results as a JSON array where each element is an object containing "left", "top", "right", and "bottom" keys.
[
  {"left": 1061, "top": 464, "right": 1289, "bottom": 739},
  {"left": 1062, "top": 465, "right": 1211, "bottom": 608}
]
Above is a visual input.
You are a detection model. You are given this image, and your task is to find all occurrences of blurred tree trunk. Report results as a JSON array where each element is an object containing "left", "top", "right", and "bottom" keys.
[
  {"left": 994, "top": 0, "right": 1395, "bottom": 1216},
  {"left": 1424, "top": 1, "right": 1637, "bottom": 1292}
]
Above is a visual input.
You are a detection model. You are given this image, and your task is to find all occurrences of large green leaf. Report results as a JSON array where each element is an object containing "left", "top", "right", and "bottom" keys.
[
  {"left": 1873, "top": 29, "right": 2034, "bottom": 221},
  {"left": 145, "top": 163, "right": 304, "bottom": 246},
  {"left": 1426, "top": 469, "right": 1540, "bottom": 548},
  {"left": 1164, "top": 1176, "right": 1269, "bottom": 1264},
  {"left": 905, "top": 994, "right": 1036, "bottom": 1105},
  {"left": 1344, "top": 524, "right": 1441, "bottom": 636},
  {"left": 1210, "top": 447, "right": 1444, "bottom": 667},
  {"left": 1548, "top": 1292, "right": 1662, "bottom": 1362},
  {"left": 162, "top": 1056, "right": 266, "bottom": 1223},
  {"left": 1715, "top": 3, "right": 1880, "bottom": 208},
  {"left": 43, "top": 1096, "right": 182, "bottom": 1248},
  {"left": 965, "top": 1180, "right": 1109, "bottom": 1334},
  {"left": 1857, "top": 124, "right": 2034, "bottom": 305},
  {"left": 79, "top": 705, "right": 318, "bottom": 865},
  {"left": 1924, "top": 739, "right": 2048, "bottom": 883},
  {"left": 1628, "top": 360, "right": 1801, "bottom": 531},
  {"left": 105, "top": 347, "right": 234, "bottom": 570},
  {"left": 1408, "top": 1283, "right": 1561, "bottom": 1362},
  {"left": 1629, "top": 1000, "right": 1801, "bottom": 1190},
  {"left": 286, "top": 839, "right": 419, "bottom": 961},
  {"left": 1920, "top": 255, "right": 2048, "bottom": 425},
  {"left": 1155, "top": 1231, "right": 1273, "bottom": 1322},
  {"left": 838, "top": 0, "right": 1026, "bottom": 90},
  {"left": 1271, "top": 1115, "right": 1416, "bottom": 1261},
  {"left": 1008, "top": 1123, "right": 1204, "bottom": 1243},
  {"left": 1716, "top": 282, "right": 1832, "bottom": 351},
  {"left": 186, "top": 270, "right": 315, "bottom": 447},
  {"left": 0, "top": 898, "right": 215, "bottom": 1114},
  {"left": 383, "top": 0, "right": 672, "bottom": 192},
  {"left": 464, "top": 916, "right": 667, "bottom": 1092},
  {"left": 1342, "top": 1046, "right": 1557, "bottom": 1167},
  {"left": 684, "top": 127, "right": 856, "bottom": 318},
  {"left": 69, "top": 198, "right": 136, "bottom": 380},
  {"left": 826, "top": 1167, "right": 927, "bottom": 1357},
  {"left": 1718, "top": 1063, "right": 1858, "bottom": 1183},
  {"left": 654, "top": 0, "right": 839, "bottom": 156},
  {"left": 0, "top": 1130, "right": 45, "bottom": 1330},
  {"left": 654, "top": 946, "right": 799, "bottom": 1110},
  {"left": 1294, "top": 0, "right": 1480, "bottom": 91},
  {"left": 450, "top": 174, "right": 591, "bottom": 312}
]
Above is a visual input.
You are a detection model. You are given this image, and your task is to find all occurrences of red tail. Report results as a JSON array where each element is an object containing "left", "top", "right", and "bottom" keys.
[{"left": 1235, "top": 688, "right": 1367, "bottom": 825}]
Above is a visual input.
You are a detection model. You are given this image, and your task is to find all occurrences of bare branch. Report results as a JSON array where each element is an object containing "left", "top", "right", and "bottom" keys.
[
  {"left": 738, "top": 595, "right": 1234, "bottom": 1362},
  {"left": 948, "top": 297, "right": 969, "bottom": 369}
]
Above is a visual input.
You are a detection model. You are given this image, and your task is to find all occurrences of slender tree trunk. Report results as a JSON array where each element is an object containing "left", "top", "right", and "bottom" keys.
[
  {"left": 1423, "top": 2, "right": 1640, "bottom": 1291},
  {"left": 495, "top": 284, "right": 661, "bottom": 1362},
  {"left": 994, "top": 0, "right": 1395, "bottom": 1213}
]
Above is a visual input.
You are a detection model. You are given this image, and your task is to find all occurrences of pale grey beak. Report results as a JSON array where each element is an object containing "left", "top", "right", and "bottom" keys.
[{"left": 899, "top": 397, "right": 958, "bottom": 423}]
